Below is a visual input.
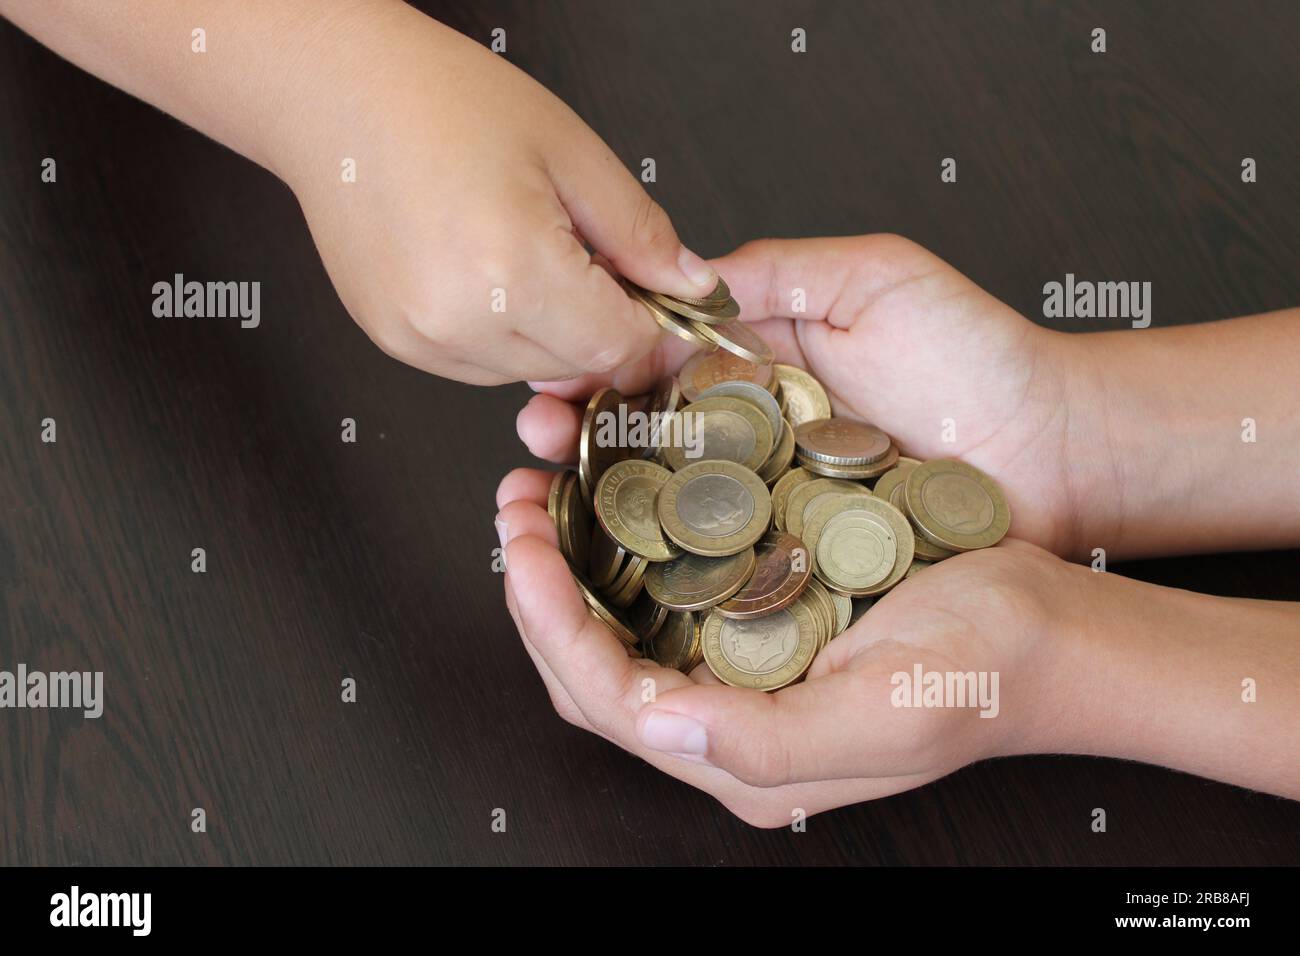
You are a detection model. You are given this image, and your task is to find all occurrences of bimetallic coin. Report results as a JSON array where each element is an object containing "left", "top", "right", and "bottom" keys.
[
  {"left": 807, "top": 503, "right": 898, "bottom": 593},
  {"left": 883, "top": 473, "right": 956, "bottom": 561},
  {"left": 646, "top": 611, "right": 700, "bottom": 672},
  {"left": 698, "top": 380, "right": 784, "bottom": 444},
  {"left": 661, "top": 396, "right": 774, "bottom": 472},
  {"left": 797, "top": 444, "right": 899, "bottom": 480},
  {"left": 667, "top": 275, "right": 732, "bottom": 308},
  {"left": 560, "top": 470, "right": 592, "bottom": 573},
  {"left": 547, "top": 470, "right": 568, "bottom": 530},
  {"left": 810, "top": 496, "right": 915, "bottom": 597},
  {"left": 871, "top": 458, "right": 921, "bottom": 502},
  {"left": 658, "top": 460, "right": 772, "bottom": 557},
  {"left": 770, "top": 467, "right": 814, "bottom": 531},
  {"left": 783, "top": 477, "right": 870, "bottom": 539},
  {"left": 687, "top": 317, "right": 775, "bottom": 366},
  {"left": 802, "top": 579, "right": 838, "bottom": 652},
  {"left": 757, "top": 418, "right": 796, "bottom": 485},
  {"left": 625, "top": 589, "right": 669, "bottom": 642},
  {"left": 904, "top": 459, "right": 1011, "bottom": 551},
  {"left": 642, "top": 376, "right": 683, "bottom": 458},
  {"left": 701, "top": 599, "right": 818, "bottom": 691},
  {"left": 594, "top": 459, "right": 681, "bottom": 561},
  {"left": 717, "top": 531, "right": 812, "bottom": 620},
  {"left": 773, "top": 364, "right": 832, "bottom": 428},
  {"left": 625, "top": 280, "right": 710, "bottom": 345},
  {"left": 580, "top": 387, "right": 631, "bottom": 508},
  {"left": 794, "top": 418, "right": 893, "bottom": 466},
  {"left": 648, "top": 289, "right": 741, "bottom": 324},
  {"left": 605, "top": 553, "right": 648, "bottom": 608},
  {"left": 574, "top": 575, "right": 640, "bottom": 648},
  {"left": 679, "top": 349, "right": 774, "bottom": 402},
  {"left": 829, "top": 591, "right": 852, "bottom": 636},
  {"left": 645, "top": 547, "right": 755, "bottom": 611}
]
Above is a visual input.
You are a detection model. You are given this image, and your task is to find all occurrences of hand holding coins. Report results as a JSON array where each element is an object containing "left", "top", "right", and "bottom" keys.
[{"left": 547, "top": 276, "right": 1012, "bottom": 691}]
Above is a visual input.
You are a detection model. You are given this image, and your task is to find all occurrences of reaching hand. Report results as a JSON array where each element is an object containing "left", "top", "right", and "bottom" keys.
[{"left": 521, "top": 234, "right": 1095, "bottom": 556}]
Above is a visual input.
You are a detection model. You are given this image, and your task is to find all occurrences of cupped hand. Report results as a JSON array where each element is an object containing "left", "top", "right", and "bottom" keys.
[
  {"left": 283, "top": 4, "right": 718, "bottom": 385},
  {"left": 521, "top": 234, "right": 1095, "bottom": 556},
  {"left": 495, "top": 467, "right": 1077, "bottom": 827}
]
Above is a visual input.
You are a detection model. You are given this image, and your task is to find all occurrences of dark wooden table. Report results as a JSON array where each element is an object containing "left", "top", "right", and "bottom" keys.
[{"left": 2, "top": 1, "right": 1297, "bottom": 866}]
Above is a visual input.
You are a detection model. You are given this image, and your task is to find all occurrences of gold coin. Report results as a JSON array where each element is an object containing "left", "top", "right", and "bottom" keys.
[
  {"left": 587, "top": 523, "right": 627, "bottom": 588},
  {"left": 560, "top": 470, "right": 592, "bottom": 573},
  {"left": 648, "top": 289, "right": 741, "bottom": 324},
  {"left": 573, "top": 575, "right": 640, "bottom": 648},
  {"left": 794, "top": 418, "right": 892, "bottom": 466},
  {"left": 883, "top": 475, "right": 956, "bottom": 561},
  {"left": 669, "top": 275, "right": 732, "bottom": 308},
  {"left": 679, "top": 349, "right": 774, "bottom": 401},
  {"left": 783, "top": 477, "right": 870, "bottom": 539},
  {"left": 661, "top": 396, "right": 774, "bottom": 472},
  {"left": 547, "top": 470, "right": 568, "bottom": 530},
  {"left": 657, "top": 460, "right": 772, "bottom": 557},
  {"left": 625, "top": 589, "right": 669, "bottom": 642},
  {"left": 904, "top": 459, "right": 1011, "bottom": 551},
  {"left": 606, "top": 553, "right": 648, "bottom": 608},
  {"left": 806, "top": 502, "right": 898, "bottom": 593},
  {"left": 686, "top": 317, "right": 774, "bottom": 366},
  {"left": 757, "top": 418, "right": 795, "bottom": 485},
  {"left": 797, "top": 445, "right": 899, "bottom": 480},
  {"left": 646, "top": 610, "right": 700, "bottom": 672},
  {"left": 594, "top": 459, "right": 681, "bottom": 561},
  {"left": 701, "top": 599, "right": 818, "bottom": 691},
  {"left": 773, "top": 364, "right": 832, "bottom": 427},
  {"left": 697, "top": 379, "right": 784, "bottom": 442},
  {"left": 802, "top": 578, "right": 838, "bottom": 651},
  {"left": 641, "top": 376, "right": 683, "bottom": 458},
  {"left": 716, "top": 530, "right": 811, "bottom": 620},
  {"left": 870, "top": 458, "right": 921, "bottom": 502},
  {"left": 645, "top": 547, "right": 756, "bottom": 611},
  {"left": 580, "top": 387, "right": 631, "bottom": 508},
  {"left": 770, "top": 467, "right": 814, "bottom": 531},
  {"left": 809, "top": 496, "right": 915, "bottom": 597},
  {"left": 829, "top": 591, "right": 852, "bottom": 636},
  {"left": 625, "top": 280, "right": 711, "bottom": 345}
]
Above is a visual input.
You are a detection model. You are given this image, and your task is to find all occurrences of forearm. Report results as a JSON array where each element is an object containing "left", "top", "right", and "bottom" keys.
[
  {"left": 0, "top": 0, "right": 416, "bottom": 180},
  {"left": 1057, "top": 308, "right": 1300, "bottom": 559},
  {"left": 1024, "top": 563, "right": 1300, "bottom": 799}
]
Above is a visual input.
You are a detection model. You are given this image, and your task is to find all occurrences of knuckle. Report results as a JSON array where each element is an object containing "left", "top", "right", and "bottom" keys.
[{"left": 628, "top": 193, "right": 676, "bottom": 251}]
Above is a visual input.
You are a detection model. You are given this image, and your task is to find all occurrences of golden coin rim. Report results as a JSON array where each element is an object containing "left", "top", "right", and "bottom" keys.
[
  {"left": 657, "top": 460, "right": 773, "bottom": 557},
  {"left": 662, "top": 396, "right": 775, "bottom": 472},
  {"left": 644, "top": 547, "right": 756, "bottom": 612},
  {"left": 594, "top": 459, "right": 680, "bottom": 561},
  {"left": 773, "top": 364, "right": 832, "bottom": 427},
  {"left": 904, "top": 459, "right": 1011, "bottom": 551},
  {"left": 701, "top": 601, "right": 818, "bottom": 691}
]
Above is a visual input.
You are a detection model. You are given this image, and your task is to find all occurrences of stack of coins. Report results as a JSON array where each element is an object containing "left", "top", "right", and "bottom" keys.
[{"left": 548, "top": 281, "right": 1011, "bottom": 691}]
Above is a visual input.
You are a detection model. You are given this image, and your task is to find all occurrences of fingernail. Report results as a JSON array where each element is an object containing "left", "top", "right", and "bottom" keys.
[
  {"left": 495, "top": 517, "right": 509, "bottom": 555},
  {"left": 677, "top": 246, "right": 718, "bottom": 292},
  {"left": 640, "top": 710, "right": 709, "bottom": 755}
]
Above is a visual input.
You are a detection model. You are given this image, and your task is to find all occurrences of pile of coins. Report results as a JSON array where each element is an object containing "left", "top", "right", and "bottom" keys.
[{"left": 548, "top": 282, "right": 1011, "bottom": 692}]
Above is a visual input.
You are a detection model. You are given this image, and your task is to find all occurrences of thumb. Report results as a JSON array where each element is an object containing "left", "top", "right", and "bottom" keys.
[{"left": 548, "top": 128, "right": 719, "bottom": 299}]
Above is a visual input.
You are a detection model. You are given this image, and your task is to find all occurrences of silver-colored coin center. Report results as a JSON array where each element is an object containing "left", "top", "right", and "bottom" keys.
[
  {"left": 719, "top": 612, "right": 799, "bottom": 674},
  {"left": 697, "top": 410, "right": 757, "bottom": 464},
  {"left": 677, "top": 474, "right": 754, "bottom": 537}
]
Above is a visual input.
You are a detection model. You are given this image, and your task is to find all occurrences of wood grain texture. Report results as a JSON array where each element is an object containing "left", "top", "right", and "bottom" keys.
[{"left": 1, "top": 0, "right": 1297, "bottom": 865}]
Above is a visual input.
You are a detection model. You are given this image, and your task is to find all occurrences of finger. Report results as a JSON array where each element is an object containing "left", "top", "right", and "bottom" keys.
[
  {"left": 545, "top": 123, "right": 719, "bottom": 301},
  {"left": 495, "top": 467, "right": 558, "bottom": 510},
  {"left": 634, "top": 669, "right": 909, "bottom": 788},
  {"left": 504, "top": 572, "right": 594, "bottom": 733},
  {"left": 516, "top": 395, "right": 582, "bottom": 464},
  {"left": 711, "top": 234, "right": 943, "bottom": 327}
]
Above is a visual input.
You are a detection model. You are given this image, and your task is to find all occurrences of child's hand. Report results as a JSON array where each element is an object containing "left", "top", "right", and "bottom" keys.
[
  {"left": 281, "top": 5, "right": 716, "bottom": 385},
  {"left": 495, "top": 467, "right": 1073, "bottom": 826},
  {"left": 523, "top": 234, "right": 1092, "bottom": 556}
]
